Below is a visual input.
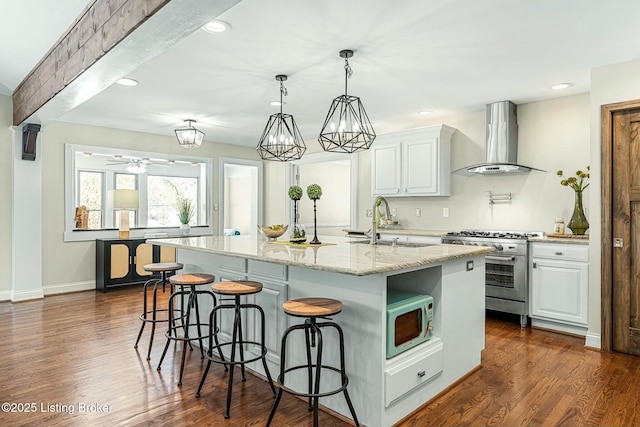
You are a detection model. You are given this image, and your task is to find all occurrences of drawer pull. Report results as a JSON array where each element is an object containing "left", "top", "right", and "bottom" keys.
[
  {"left": 555, "top": 252, "right": 563, "bottom": 256},
  {"left": 417, "top": 370, "right": 426, "bottom": 378}
]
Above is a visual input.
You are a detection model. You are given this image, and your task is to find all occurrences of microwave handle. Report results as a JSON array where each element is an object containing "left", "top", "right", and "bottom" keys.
[{"left": 422, "top": 304, "right": 427, "bottom": 335}]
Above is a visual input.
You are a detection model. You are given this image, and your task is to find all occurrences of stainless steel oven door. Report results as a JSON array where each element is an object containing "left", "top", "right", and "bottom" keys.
[{"left": 485, "top": 254, "right": 526, "bottom": 301}]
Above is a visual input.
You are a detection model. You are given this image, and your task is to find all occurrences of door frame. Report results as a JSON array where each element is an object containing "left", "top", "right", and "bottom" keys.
[
  {"left": 218, "top": 157, "right": 263, "bottom": 236},
  {"left": 601, "top": 98, "right": 640, "bottom": 351}
]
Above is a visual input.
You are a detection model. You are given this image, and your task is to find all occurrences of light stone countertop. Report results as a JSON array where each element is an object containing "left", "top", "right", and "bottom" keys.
[
  {"left": 529, "top": 236, "right": 590, "bottom": 245},
  {"left": 150, "top": 235, "right": 492, "bottom": 276}
]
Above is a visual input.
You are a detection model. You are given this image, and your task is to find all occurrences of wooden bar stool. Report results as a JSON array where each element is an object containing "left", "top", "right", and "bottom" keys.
[
  {"left": 134, "top": 262, "right": 183, "bottom": 361},
  {"left": 157, "top": 273, "right": 222, "bottom": 386},
  {"left": 196, "top": 280, "right": 276, "bottom": 419},
  {"left": 266, "top": 297, "right": 360, "bottom": 427}
]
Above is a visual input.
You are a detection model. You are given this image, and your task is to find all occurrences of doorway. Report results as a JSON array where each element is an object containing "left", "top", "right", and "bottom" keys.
[
  {"left": 219, "top": 158, "right": 263, "bottom": 236},
  {"left": 601, "top": 99, "right": 640, "bottom": 354},
  {"left": 287, "top": 152, "right": 358, "bottom": 236}
]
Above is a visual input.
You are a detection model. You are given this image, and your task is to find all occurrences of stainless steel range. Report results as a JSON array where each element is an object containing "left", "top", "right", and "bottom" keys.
[{"left": 442, "top": 230, "right": 543, "bottom": 327}]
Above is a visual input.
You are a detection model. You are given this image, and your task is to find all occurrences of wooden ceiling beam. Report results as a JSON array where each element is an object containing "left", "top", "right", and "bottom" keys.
[{"left": 12, "top": 0, "right": 240, "bottom": 126}]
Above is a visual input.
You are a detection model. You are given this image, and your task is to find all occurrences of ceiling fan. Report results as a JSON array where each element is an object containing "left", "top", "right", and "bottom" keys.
[{"left": 106, "top": 156, "right": 162, "bottom": 173}]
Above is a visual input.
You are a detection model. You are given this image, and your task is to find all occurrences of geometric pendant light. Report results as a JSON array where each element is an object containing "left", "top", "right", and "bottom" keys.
[
  {"left": 175, "top": 119, "right": 204, "bottom": 148},
  {"left": 257, "top": 74, "right": 306, "bottom": 161},
  {"left": 318, "top": 49, "right": 376, "bottom": 153}
]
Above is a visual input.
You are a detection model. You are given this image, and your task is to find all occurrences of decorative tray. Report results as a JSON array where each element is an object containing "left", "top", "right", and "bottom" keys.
[{"left": 546, "top": 233, "right": 589, "bottom": 239}]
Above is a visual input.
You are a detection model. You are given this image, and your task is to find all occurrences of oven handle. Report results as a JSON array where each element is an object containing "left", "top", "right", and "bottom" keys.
[{"left": 486, "top": 255, "right": 516, "bottom": 262}]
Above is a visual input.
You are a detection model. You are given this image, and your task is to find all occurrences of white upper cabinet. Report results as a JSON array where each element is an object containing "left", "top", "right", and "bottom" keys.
[{"left": 371, "top": 124, "right": 455, "bottom": 197}]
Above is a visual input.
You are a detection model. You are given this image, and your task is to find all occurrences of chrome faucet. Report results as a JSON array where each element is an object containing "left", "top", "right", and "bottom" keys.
[{"left": 371, "top": 196, "right": 392, "bottom": 245}]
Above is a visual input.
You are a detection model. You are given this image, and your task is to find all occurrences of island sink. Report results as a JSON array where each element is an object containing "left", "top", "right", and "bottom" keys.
[{"left": 349, "top": 239, "right": 436, "bottom": 248}]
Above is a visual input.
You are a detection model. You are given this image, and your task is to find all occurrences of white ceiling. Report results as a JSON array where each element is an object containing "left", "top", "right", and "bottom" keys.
[{"left": 4, "top": 0, "right": 640, "bottom": 148}]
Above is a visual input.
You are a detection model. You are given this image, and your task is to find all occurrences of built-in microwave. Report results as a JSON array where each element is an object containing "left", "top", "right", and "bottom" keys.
[{"left": 386, "top": 290, "right": 434, "bottom": 359}]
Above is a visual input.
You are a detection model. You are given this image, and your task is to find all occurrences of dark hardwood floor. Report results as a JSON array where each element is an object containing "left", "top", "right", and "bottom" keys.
[{"left": 0, "top": 287, "right": 638, "bottom": 427}]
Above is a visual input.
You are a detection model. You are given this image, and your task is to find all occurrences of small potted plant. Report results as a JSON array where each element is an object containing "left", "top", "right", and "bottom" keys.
[
  {"left": 177, "top": 198, "right": 195, "bottom": 236},
  {"left": 288, "top": 185, "right": 306, "bottom": 243},
  {"left": 307, "top": 183, "right": 322, "bottom": 245}
]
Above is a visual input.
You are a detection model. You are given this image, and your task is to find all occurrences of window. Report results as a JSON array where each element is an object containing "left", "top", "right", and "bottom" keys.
[
  {"left": 114, "top": 173, "right": 138, "bottom": 228},
  {"left": 147, "top": 176, "right": 198, "bottom": 226},
  {"left": 77, "top": 171, "right": 104, "bottom": 229},
  {"left": 65, "top": 144, "right": 213, "bottom": 242}
]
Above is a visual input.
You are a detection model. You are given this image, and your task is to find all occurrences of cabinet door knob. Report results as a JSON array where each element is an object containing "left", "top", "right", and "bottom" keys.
[
  {"left": 555, "top": 252, "right": 563, "bottom": 256},
  {"left": 404, "top": 188, "right": 407, "bottom": 192},
  {"left": 417, "top": 370, "right": 426, "bottom": 378},
  {"left": 533, "top": 262, "right": 537, "bottom": 268},
  {"left": 395, "top": 188, "right": 399, "bottom": 193}
]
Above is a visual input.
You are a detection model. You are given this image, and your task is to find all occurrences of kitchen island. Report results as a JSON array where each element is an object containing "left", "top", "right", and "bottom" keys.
[{"left": 151, "top": 235, "right": 492, "bottom": 427}]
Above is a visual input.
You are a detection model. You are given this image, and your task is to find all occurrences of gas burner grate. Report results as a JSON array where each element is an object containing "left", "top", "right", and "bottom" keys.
[{"left": 446, "top": 230, "right": 542, "bottom": 240}]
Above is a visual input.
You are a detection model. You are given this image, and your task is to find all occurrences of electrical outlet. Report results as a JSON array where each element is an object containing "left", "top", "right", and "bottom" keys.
[
  {"left": 391, "top": 208, "right": 397, "bottom": 216},
  {"left": 443, "top": 207, "right": 449, "bottom": 217},
  {"left": 415, "top": 208, "right": 421, "bottom": 217},
  {"left": 366, "top": 208, "right": 373, "bottom": 217},
  {"left": 214, "top": 203, "right": 219, "bottom": 211}
]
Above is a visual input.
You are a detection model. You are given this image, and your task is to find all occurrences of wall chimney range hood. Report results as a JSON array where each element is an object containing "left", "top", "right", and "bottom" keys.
[{"left": 453, "top": 101, "right": 544, "bottom": 176}]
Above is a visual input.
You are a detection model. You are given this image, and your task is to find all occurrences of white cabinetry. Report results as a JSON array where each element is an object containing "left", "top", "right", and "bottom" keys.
[
  {"left": 371, "top": 124, "right": 455, "bottom": 197},
  {"left": 246, "top": 260, "right": 288, "bottom": 370},
  {"left": 529, "top": 242, "right": 589, "bottom": 336}
]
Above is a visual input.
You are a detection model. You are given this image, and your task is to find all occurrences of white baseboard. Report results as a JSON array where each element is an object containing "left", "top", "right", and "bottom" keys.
[
  {"left": 585, "top": 332, "right": 601, "bottom": 349},
  {"left": 43, "top": 280, "right": 95, "bottom": 296},
  {"left": 531, "top": 318, "right": 587, "bottom": 337},
  {"left": 11, "top": 288, "right": 45, "bottom": 302},
  {"left": 0, "top": 290, "right": 12, "bottom": 302}
]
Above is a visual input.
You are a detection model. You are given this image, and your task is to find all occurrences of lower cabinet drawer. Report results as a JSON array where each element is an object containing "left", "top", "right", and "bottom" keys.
[{"left": 384, "top": 341, "right": 443, "bottom": 407}]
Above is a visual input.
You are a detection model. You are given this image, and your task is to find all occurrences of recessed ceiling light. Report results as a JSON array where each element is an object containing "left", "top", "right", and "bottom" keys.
[
  {"left": 202, "top": 20, "right": 231, "bottom": 33},
  {"left": 551, "top": 82, "right": 574, "bottom": 90},
  {"left": 116, "top": 78, "right": 138, "bottom": 86},
  {"left": 418, "top": 110, "right": 433, "bottom": 115}
]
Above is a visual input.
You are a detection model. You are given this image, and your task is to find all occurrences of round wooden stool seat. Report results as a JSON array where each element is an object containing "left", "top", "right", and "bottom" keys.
[
  {"left": 144, "top": 262, "right": 184, "bottom": 272},
  {"left": 282, "top": 298, "right": 343, "bottom": 317},
  {"left": 169, "top": 273, "right": 215, "bottom": 286},
  {"left": 211, "top": 280, "right": 263, "bottom": 295}
]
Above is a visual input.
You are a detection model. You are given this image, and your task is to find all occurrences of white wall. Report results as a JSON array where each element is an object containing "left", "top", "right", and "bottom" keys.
[
  {"left": 0, "top": 95, "right": 12, "bottom": 296},
  {"left": 39, "top": 121, "right": 260, "bottom": 292},
  {"left": 355, "top": 94, "right": 590, "bottom": 233}
]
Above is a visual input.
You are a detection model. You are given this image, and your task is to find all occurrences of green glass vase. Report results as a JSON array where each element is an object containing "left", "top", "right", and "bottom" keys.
[{"left": 568, "top": 190, "right": 589, "bottom": 235}]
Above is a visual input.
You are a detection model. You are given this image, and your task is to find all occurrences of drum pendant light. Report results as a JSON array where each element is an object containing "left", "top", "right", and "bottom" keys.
[
  {"left": 318, "top": 49, "right": 376, "bottom": 153},
  {"left": 257, "top": 75, "right": 306, "bottom": 161}
]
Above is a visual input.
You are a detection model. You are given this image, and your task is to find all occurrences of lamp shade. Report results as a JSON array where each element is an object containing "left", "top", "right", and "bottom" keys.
[{"left": 109, "top": 189, "right": 139, "bottom": 209}]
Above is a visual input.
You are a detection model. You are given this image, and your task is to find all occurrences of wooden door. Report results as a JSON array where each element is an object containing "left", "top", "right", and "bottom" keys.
[{"left": 611, "top": 110, "right": 640, "bottom": 355}]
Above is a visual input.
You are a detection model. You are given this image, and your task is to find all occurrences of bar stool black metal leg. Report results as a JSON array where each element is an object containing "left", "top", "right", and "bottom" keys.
[
  {"left": 236, "top": 298, "right": 247, "bottom": 382},
  {"left": 225, "top": 304, "right": 241, "bottom": 419},
  {"left": 134, "top": 278, "right": 154, "bottom": 349},
  {"left": 212, "top": 308, "right": 228, "bottom": 371},
  {"left": 177, "top": 290, "right": 195, "bottom": 386},
  {"left": 146, "top": 280, "right": 163, "bottom": 361},
  {"left": 266, "top": 327, "right": 291, "bottom": 427},
  {"left": 311, "top": 322, "right": 323, "bottom": 427},
  {"left": 193, "top": 287, "right": 205, "bottom": 359},
  {"left": 304, "top": 324, "right": 313, "bottom": 410},
  {"left": 256, "top": 304, "right": 276, "bottom": 397},
  {"left": 157, "top": 291, "right": 180, "bottom": 371}
]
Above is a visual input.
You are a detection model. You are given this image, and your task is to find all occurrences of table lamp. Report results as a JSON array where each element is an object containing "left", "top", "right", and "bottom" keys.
[{"left": 109, "top": 189, "right": 139, "bottom": 239}]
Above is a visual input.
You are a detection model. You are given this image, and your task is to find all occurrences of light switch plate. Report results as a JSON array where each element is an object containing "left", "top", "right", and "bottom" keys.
[{"left": 415, "top": 208, "right": 421, "bottom": 217}]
